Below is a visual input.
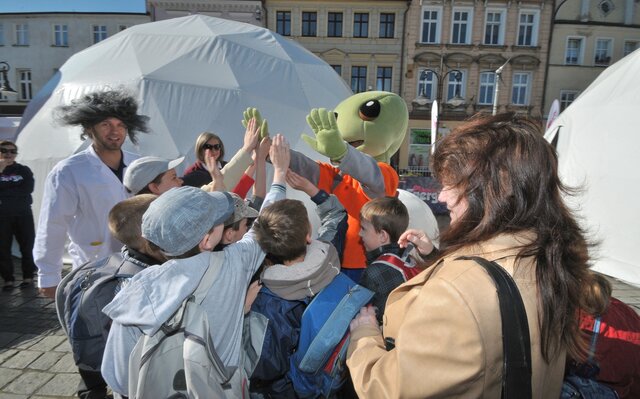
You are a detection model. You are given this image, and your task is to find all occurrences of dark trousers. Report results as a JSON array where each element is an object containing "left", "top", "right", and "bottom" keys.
[
  {"left": 0, "top": 211, "right": 36, "bottom": 283},
  {"left": 77, "top": 368, "right": 109, "bottom": 399}
]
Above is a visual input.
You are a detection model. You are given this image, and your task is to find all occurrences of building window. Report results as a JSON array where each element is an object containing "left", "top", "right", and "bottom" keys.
[
  {"left": 351, "top": 66, "right": 367, "bottom": 93},
  {"left": 420, "top": 7, "right": 441, "bottom": 44},
  {"left": 446, "top": 70, "right": 465, "bottom": 101},
  {"left": 301, "top": 12, "right": 317, "bottom": 37},
  {"left": 0, "top": 24, "right": 4, "bottom": 46},
  {"left": 594, "top": 38, "right": 612, "bottom": 66},
  {"left": 276, "top": 11, "right": 291, "bottom": 36},
  {"left": 379, "top": 13, "right": 395, "bottom": 38},
  {"left": 376, "top": 67, "right": 392, "bottom": 91},
  {"left": 451, "top": 8, "right": 472, "bottom": 45},
  {"left": 560, "top": 90, "right": 578, "bottom": 111},
  {"left": 353, "top": 13, "right": 369, "bottom": 38},
  {"left": 478, "top": 72, "right": 496, "bottom": 105},
  {"left": 328, "top": 12, "right": 343, "bottom": 37},
  {"left": 417, "top": 70, "right": 437, "bottom": 100},
  {"left": 0, "top": 73, "right": 7, "bottom": 101},
  {"left": 484, "top": 9, "right": 505, "bottom": 45},
  {"left": 624, "top": 40, "right": 639, "bottom": 57},
  {"left": 517, "top": 11, "right": 538, "bottom": 46},
  {"left": 15, "top": 23, "right": 29, "bottom": 45},
  {"left": 511, "top": 72, "right": 530, "bottom": 106},
  {"left": 331, "top": 65, "right": 342, "bottom": 77},
  {"left": 53, "top": 24, "right": 68, "bottom": 46},
  {"left": 18, "top": 69, "right": 32, "bottom": 101},
  {"left": 93, "top": 25, "right": 107, "bottom": 43},
  {"left": 565, "top": 37, "right": 584, "bottom": 65}
]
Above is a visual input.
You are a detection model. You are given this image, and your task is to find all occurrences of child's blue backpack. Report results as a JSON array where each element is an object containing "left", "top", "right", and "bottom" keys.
[{"left": 288, "top": 272, "right": 373, "bottom": 398}]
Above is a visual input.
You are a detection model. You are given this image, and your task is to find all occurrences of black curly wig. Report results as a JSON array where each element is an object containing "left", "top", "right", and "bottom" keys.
[{"left": 55, "top": 90, "right": 150, "bottom": 144}]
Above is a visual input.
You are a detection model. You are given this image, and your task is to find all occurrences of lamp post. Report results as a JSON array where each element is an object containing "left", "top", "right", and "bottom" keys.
[
  {"left": 491, "top": 58, "right": 510, "bottom": 115},
  {"left": 0, "top": 62, "right": 17, "bottom": 95},
  {"left": 416, "top": 68, "right": 464, "bottom": 155}
]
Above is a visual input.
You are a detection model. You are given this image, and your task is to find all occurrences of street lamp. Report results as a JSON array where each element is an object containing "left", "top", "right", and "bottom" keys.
[
  {"left": 0, "top": 62, "right": 17, "bottom": 95},
  {"left": 491, "top": 58, "right": 510, "bottom": 115}
]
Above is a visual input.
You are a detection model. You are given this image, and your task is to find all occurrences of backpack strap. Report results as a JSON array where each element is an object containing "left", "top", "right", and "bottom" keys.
[
  {"left": 192, "top": 251, "right": 225, "bottom": 305},
  {"left": 456, "top": 256, "right": 532, "bottom": 399},
  {"left": 587, "top": 316, "right": 602, "bottom": 365}
]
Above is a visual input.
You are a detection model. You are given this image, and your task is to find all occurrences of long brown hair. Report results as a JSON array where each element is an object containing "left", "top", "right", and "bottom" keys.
[{"left": 431, "top": 112, "right": 591, "bottom": 362}]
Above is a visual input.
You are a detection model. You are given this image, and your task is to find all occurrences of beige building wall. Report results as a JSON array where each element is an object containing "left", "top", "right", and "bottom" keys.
[
  {"left": 400, "top": 0, "right": 551, "bottom": 170},
  {"left": 149, "top": 0, "right": 264, "bottom": 25},
  {"left": 0, "top": 13, "right": 149, "bottom": 115},
  {"left": 544, "top": 0, "right": 640, "bottom": 114},
  {"left": 265, "top": 0, "right": 408, "bottom": 94}
]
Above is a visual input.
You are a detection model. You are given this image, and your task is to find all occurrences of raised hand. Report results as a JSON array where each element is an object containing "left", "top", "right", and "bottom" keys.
[
  {"left": 242, "top": 108, "right": 269, "bottom": 140},
  {"left": 286, "top": 170, "right": 319, "bottom": 198},
  {"left": 270, "top": 134, "right": 290, "bottom": 184},
  {"left": 242, "top": 117, "right": 261, "bottom": 154},
  {"left": 301, "top": 108, "right": 348, "bottom": 161}
]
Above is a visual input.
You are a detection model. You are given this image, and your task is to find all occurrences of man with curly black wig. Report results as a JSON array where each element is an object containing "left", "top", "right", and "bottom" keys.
[{"left": 34, "top": 89, "right": 149, "bottom": 299}]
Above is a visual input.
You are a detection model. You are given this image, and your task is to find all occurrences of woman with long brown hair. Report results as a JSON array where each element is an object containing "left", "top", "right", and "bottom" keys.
[{"left": 346, "top": 113, "right": 591, "bottom": 398}]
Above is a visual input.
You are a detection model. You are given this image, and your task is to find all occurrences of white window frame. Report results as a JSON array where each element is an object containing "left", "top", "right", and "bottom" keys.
[
  {"left": 53, "top": 24, "right": 68, "bottom": 46},
  {"left": 594, "top": 38, "right": 613, "bottom": 66},
  {"left": 18, "top": 69, "right": 32, "bottom": 101},
  {"left": 420, "top": 6, "right": 442, "bottom": 44},
  {"left": 565, "top": 36, "right": 585, "bottom": 65},
  {"left": 478, "top": 72, "right": 496, "bottom": 105},
  {"left": 15, "top": 23, "right": 28, "bottom": 45},
  {"left": 446, "top": 70, "right": 466, "bottom": 101},
  {"left": 511, "top": 72, "right": 531, "bottom": 106},
  {"left": 417, "top": 69, "right": 437, "bottom": 101},
  {"left": 93, "top": 25, "right": 108, "bottom": 43},
  {"left": 450, "top": 7, "right": 473, "bottom": 45},
  {"left": 516, "top": 10, "right": 539, "bottom": 47},
  {"left": 560, "top": 90, "right": 579, "bottom": 111},
  {"left": 623, "top": 40, "right": 639, "bottom": 56},
  {"left": 484, "top": 8, "right": 506, "bottom": 45}
]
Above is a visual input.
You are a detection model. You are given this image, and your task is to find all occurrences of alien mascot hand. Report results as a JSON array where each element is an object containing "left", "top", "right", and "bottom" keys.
[{"left": 301, "top": 108, "right": 348, "bottom": 161}]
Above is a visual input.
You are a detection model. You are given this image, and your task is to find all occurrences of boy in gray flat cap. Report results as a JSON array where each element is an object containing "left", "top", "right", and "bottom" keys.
[
  {"left": 100, "top": 134, "right": 290, "bottom": 398},
  {"left": 123, "top": 155, "right": 185, "bottom": 195}
]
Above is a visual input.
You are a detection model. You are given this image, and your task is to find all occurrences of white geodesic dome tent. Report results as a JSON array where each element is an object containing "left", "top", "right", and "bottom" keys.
[
  {"left": 545, "top": 48, "right": 640, "bottom": 287},
  {"left": 16, "top": 14, "right": 351, "bottom": 223}
]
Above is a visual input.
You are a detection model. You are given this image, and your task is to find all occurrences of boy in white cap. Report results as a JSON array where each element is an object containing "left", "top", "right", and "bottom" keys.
[
  {"left": 123, "top": 155, "right": 184, "bottom": 195},
  {"left": 101, "top": 134, "right": 291, "bottom": 397}
]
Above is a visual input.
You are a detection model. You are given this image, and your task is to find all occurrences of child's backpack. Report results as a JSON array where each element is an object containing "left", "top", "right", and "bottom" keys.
[
  {"left": 55, "top": 252, "right": 146, "bottom": 372},
  {"left": 128, "top": 251, "right": 249, "bottom": 399},
  {"left": 374, "top": 251, "right": 421, "bottom": 282},
  {"left": 288, "top": 272, "right": 374, "bottom": 398}
]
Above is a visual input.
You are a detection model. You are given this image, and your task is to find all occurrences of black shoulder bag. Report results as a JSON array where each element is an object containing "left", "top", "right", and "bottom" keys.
[{"left": 456, "top": 256, "right": 533, "bottom": 399}]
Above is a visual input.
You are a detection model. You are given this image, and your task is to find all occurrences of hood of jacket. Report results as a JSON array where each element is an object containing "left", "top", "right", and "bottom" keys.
[
  {"left": 102, "top": 251, "right": 211, "bottom": 335},
  {"left": 260, "top": 240, "right": 340, "bottom": 301}
]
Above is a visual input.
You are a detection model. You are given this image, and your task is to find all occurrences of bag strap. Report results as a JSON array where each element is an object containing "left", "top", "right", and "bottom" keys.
[
  {"left": 587, "top": 316, "right": 602, "bottom": 364},
  {"left": 162, "top": 252, "right": 225, "bottom": 332},
  {"left": 192, "top": 251, "right": 225, "bottom": 305},
  {"left": 456, "top": 256, "right": 532, "bottom": 399}
]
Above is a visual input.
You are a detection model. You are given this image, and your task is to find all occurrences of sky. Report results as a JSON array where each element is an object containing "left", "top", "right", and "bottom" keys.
[{"left": 0, "top": 0, "right": 147, "bottom": 14}]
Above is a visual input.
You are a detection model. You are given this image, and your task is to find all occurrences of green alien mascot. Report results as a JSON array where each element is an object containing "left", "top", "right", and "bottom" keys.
[{"left": 245, "top": 91, "right": 408, "bottom": 281}]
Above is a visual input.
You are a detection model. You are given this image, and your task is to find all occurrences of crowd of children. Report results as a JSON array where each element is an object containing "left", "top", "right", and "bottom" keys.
[{"left": 47, "top": 98, "right": 639, "bottom": 399}]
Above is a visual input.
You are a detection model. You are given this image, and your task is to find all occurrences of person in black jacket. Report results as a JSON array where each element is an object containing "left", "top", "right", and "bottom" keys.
[{"left": 0, "top": 140, "right": 36, "bottom": 290}]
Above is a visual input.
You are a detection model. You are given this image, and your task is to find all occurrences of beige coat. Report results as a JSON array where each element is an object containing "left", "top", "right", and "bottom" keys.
[{"left": 347, "top": 233, "right": 565, "bottom": 398}]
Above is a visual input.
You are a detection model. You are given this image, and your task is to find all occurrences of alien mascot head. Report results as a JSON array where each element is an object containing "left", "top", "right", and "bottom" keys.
[{"left": 245, "top": 91, "right": 408, "bottom": 279}]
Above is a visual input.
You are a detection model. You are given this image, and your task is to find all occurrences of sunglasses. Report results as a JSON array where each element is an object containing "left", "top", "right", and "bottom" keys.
[
  {"left": 203, "top": 143, "right": 221, "bottom": 151},
  {"left": 0, "top": 148, "right": 17, "bottom": 155}
]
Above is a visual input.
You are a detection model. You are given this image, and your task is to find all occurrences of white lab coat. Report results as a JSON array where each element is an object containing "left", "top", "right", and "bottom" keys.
[{"left": 34, "top": 145, "right": 139, "bottom": 288}]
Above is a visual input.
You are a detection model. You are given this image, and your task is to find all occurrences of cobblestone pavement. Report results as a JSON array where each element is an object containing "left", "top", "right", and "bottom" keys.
[{"left": 1, "top": 259, "right": 639, "bottom": 399}]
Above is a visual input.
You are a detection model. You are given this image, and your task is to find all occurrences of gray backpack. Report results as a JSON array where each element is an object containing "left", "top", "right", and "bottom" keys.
[{"left": 128, "top": 251, "right": 249, "bottom": 399}]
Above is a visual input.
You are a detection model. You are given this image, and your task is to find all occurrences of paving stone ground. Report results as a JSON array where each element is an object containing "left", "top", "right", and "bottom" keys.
[{"left": 1, "top": 254, "right": 639, "bottom": 398}]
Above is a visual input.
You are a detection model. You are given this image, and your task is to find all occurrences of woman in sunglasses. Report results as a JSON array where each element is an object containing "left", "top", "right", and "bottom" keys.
[
  {"left": 0, "top": 140, "right": 36, "bottom": 290},
  {"left": 182, "top": 132, "right": 228, "bottom": 187}
]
